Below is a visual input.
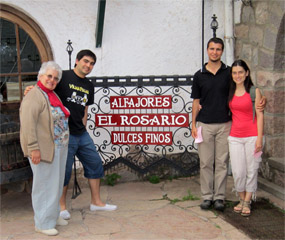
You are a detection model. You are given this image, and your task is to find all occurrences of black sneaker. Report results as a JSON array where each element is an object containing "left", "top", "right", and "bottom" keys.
[
  {"left": 214, "top": 199, "right": 225, "bottom": 211},
  {"left": 200, "top": 200, "right": 212, "bottom": 210}
]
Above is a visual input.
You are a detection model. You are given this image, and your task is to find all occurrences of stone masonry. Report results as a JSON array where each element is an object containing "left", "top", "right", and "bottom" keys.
[{"left": 234, "top": 0, "right": 285, "bottom": 199}]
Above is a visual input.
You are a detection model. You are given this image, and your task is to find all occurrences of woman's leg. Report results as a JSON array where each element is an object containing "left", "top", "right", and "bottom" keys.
[
  {"left": 228, "top": 136, "right": 247, "bottom": 212},
  {"left": 228, "top": 136, "right": 247, "bottom": 193},
  {"left": 244, "top": 136, "right": 260, "bottom": 198},
  {"left": 29, "top": 146, "right": 66, "bottom": 230}
]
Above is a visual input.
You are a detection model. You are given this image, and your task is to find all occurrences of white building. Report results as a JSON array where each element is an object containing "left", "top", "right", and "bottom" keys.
[
  {"left": 1, "top": 0, "right": 242, "bottom": 77},
  {"left": 0, "top": 0, "right": 243, "bottom": 172}
]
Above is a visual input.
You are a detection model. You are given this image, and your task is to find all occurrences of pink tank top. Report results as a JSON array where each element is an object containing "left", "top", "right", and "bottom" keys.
[{"left": 229, "top": 92, "right": 258, "bottom": 137}]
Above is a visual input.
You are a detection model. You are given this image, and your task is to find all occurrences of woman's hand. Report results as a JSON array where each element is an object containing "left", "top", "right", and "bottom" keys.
[
  {"left": 255, "top": 138, "right": 263, "bottom": 154},
  {"left": 31, "top": 150, "right": 41, "bottom": 164}
]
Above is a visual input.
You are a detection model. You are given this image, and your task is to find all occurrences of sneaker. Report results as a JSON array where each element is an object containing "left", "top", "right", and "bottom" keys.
[
  {"left": 214, "top": 199, "right": 225, "bottom": 211},
  {"left": 60, "top": 210, "right": 71, "bottom": 220},
  {"left": 200, "top": 200, "right": 212, "bottom": 210},
  {"left": 35, "top": 227, "right": 58, "bottom": 236},
  {"left": 90, "top": 203, "right": 117, "bottom": 211},
  {"left": 56, "top": 216, "right": 68, "bottom": 226}
]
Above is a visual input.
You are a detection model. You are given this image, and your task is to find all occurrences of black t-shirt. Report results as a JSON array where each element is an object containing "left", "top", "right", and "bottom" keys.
[
  {"left": 55, "top": 70, "right": 94, "bottom": 135},
  {"left": 191, "top": 62, "right": 231, "bottom": 123}
]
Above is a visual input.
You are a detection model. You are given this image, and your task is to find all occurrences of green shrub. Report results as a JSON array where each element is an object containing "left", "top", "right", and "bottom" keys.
[
  {"left": 148, "top": 175, "right": 160, "bottom": 184},
  {"left": 104, "top": 173, "right": 121, "bottom": 186}
]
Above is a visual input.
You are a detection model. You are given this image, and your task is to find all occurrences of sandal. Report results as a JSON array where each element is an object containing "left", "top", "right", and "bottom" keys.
[
  {"left": 233, "top": 200, "right": 244, "bottom": 213},
  {"left": 241, "top": 201, "right": 251, "bottom": 217}
]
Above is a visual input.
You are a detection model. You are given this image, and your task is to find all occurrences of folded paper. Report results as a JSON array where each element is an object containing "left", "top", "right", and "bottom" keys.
[
  {"left": 194, "top": 126, "right": 203, "bottom": 144},
  {"left": 253, "top": 151, "right": 262, "bottom": 159}
]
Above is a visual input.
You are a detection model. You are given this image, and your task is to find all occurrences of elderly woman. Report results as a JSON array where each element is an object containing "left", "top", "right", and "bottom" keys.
[{"left": 20, "top": 61, "right": 70, "bottom": 236}]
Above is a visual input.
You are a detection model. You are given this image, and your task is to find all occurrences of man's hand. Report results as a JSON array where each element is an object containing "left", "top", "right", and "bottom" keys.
[
  {"left": 31, "top": 150, "right": 41, "bottom": 165},
  {"left": 192, "top": 125, "right": 197, "bottom": 139},
  {"left": 24, "top": 85, "right": 34, "bottom": 96},
  {"left": 257, "top": 96, "right": 266, "bottom": 112}
]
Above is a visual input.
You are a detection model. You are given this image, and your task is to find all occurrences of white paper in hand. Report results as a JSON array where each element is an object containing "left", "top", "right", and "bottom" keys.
[
  {"left": 253, "top": 151, "right": 262, "bottom": 159},
  {"left": 194, "top": 126, "right": 203, "bottom": 144}
]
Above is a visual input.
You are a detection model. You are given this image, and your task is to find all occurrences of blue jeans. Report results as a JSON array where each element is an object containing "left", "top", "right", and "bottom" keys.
[{"left": 64, "top": 131, "right": 104, "bottom": 186}]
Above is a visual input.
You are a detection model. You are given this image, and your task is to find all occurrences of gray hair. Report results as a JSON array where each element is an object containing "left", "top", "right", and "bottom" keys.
[{"left": 37, "top": 61, "right": 62, "bottom": 81}]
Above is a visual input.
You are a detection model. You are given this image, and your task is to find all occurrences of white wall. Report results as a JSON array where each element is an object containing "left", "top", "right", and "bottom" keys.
[{"left": 2, "top": 0, "right": 228, "bottom": 77}]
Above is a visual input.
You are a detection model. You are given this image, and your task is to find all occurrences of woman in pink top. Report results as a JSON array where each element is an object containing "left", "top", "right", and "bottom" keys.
[{"left": 228, "top": 59, "right": 264, "bottom": 217}]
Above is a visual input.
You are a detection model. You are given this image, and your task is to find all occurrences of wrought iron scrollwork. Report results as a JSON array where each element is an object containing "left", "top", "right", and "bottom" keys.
[{"left": 88, "top": 75, "right": 199, "bottom": 177}]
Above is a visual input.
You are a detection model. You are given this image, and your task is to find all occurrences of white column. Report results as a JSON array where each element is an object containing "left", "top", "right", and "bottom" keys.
[{"left": 224, "top": 0, "right": 235, "bottom": 66}]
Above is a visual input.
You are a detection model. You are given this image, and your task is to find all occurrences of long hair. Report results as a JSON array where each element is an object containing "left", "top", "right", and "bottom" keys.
[{"left": 228, "top": 59, "right": 254, "bottom": 103}]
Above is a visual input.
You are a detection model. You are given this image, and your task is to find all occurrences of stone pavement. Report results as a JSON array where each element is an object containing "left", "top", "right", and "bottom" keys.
[{"left": 1, "top": 175, "right": 283, "bottom": 240}]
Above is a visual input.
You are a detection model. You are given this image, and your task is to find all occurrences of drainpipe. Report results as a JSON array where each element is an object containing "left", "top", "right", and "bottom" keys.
[
  {"left": 202, "top": 0, "right": 205, "bottom": 67},
  {"left": 224, "top": 0, "right": 234, "bottom": 65}
]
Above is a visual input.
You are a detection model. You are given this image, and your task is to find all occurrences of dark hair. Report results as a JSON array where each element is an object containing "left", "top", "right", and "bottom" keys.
[
  {"left": 207, "top": 37, "right": 224, "bottom": 50},
  {"left": 228, "top": 59, "right": 254, "bottom": 103},
  {"left": 74, "top": 49, "right": 96, "bottom": 67}
]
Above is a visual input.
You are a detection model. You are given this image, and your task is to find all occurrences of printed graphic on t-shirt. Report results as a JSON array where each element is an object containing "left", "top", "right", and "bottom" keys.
[
  {"left": 67, "top": 92, "right": 88, "bottom": 106},
  {"left": 66, "top": 83, "right": 89, "bottom": 106}
]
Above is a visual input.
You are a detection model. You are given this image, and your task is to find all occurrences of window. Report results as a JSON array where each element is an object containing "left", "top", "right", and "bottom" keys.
[{"left": 0, "top": 4, "right": 53, "bottom": 102}]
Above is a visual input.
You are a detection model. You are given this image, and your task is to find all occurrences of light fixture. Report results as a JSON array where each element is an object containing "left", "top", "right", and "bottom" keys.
[
  {"left": 241, "top": 0, "right": 252, "bottom": 7},
  {"left": 66, "top": 40, "right": 73, "bottom": 70},
  {"left": 210, "top": 14, "right": 219, "bottom": 38}
]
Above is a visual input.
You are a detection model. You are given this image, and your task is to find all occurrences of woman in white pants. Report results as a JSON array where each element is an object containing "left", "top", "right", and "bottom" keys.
[
  {"left": 20, "top": 61, "right": 70, "bottom": 236},
  {"left": 228, "top": 59, "right": 264, "bottom": 217}
]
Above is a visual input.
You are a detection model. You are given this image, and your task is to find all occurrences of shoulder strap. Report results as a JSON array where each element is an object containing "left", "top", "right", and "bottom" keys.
[{"left": 249, "top": 86, "right": 256, "bottom": 122}]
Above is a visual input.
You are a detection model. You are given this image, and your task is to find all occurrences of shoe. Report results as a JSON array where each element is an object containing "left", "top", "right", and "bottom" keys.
[
  {"left": 60, "top": 210, "right": 71, "bottom": 220},
  {"left": 200, "top": 200, "right": 212, "bottom": 210},
  {"left": 241, "top": 201, "right": 251, "bottom": 217},
  {"left": 214, "top": 199, "right": 225, "bottom": 211},
  {"left": 90, "top": 203, "right": 117, "bottom": 211},
  {"left": 234, "top": 200, "right": 244, "bottom": 213},
  {"left": 56, "top": 216, "right": 68, "bottom": 226},
  {"left": 35, "top": 227, "right": 58, "bottom": 236}
]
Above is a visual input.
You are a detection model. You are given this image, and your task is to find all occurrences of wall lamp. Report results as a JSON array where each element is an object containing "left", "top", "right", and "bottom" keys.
[{"left": 210, "top": 14, "right": 218, "bottom": 38}]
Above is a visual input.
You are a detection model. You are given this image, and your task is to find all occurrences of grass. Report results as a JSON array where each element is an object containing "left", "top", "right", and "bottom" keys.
[
  {"left": 168, "top": 190, "right": 200, "bottom": 204},
  {"left": 182, "top": 190, "right": 200, "bottom": 201}
]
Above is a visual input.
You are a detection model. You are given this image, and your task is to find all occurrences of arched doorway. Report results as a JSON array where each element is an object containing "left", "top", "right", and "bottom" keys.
[{"left": 0, "top": 3, "right": 53, "bottom": 102}]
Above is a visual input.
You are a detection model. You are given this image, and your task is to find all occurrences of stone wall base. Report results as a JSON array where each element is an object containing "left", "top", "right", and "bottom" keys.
[{"left": 259, "top": 157, "right": 285, "bottom": 200}]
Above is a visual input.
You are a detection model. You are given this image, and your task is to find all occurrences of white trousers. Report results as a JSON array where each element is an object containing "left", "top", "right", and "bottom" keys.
[
  {"left": 29, "top": 145, "right": 67, "bottom": 230},
  {"left": 228, "top": 136, "right": 262, "bottom": 195}
]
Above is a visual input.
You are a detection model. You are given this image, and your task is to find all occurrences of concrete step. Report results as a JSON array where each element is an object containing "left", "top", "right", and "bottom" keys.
[
  {"left": 258, "top": 176, "right": 285, "bottom": 200},
  {"left": 268, "top": 158, "right": 285, "bottom": 173}
]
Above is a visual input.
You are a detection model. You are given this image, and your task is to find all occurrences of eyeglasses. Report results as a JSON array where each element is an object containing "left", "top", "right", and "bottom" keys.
[{"left": 45, "top": 74, "right": 59, "bottom": 82}]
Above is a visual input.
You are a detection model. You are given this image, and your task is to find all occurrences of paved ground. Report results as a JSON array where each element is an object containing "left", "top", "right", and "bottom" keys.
[{"left": 1, "top": 175, "right": 284, "bottom": 240}]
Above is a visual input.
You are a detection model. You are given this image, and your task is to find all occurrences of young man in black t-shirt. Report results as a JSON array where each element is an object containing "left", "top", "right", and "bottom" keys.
[
  {"left": 56, "top": 50, "right": 117, "bottom": 220},
  {"left": 191, "top": 38, "right": 231, "bottom": 212}
]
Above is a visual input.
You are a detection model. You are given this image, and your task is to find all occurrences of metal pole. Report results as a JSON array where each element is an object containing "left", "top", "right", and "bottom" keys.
[
  {"left": 66, "top": 40, "right": 81, "bottom": 199},
  {"left": 202, "top": 0, "right": 204, "bottom": 67}
]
